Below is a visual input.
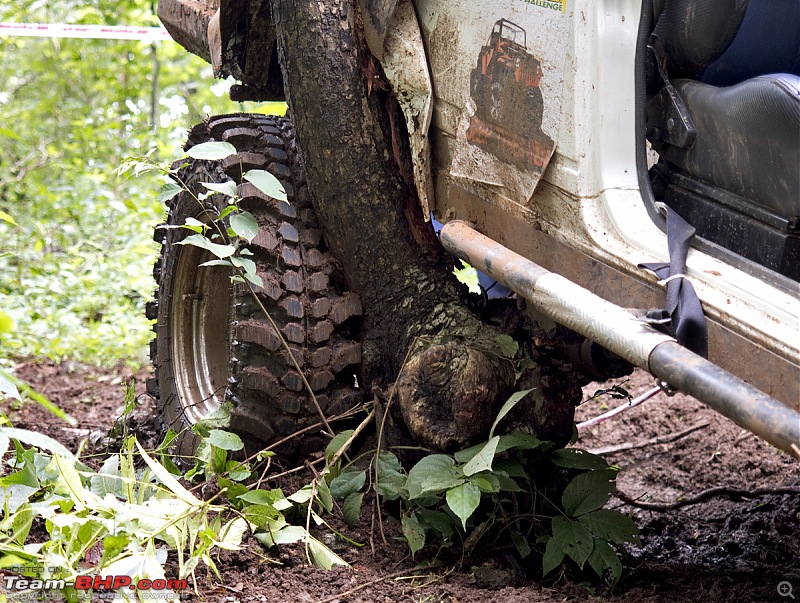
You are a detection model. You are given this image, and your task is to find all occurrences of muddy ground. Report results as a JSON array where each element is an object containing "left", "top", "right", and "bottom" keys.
[{"left": 3, "top": 361, "right": 799, "bottom": 602}]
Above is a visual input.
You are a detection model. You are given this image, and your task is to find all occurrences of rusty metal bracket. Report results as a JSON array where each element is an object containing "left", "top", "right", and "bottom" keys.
[{"left": 646, "top": 39, "right": 696, "bottom": 149}]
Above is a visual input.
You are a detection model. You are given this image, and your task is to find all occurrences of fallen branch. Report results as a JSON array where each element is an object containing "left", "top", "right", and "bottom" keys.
[
  {"left": 616, "top": 485, "right": 800, "bottom": 511},
  {"left": 262, "top": 456, "right": 325, "bottom": 483},
  {"left": 577, "top": 385, "right": 663, "bottom": 432},
  {"left": 328, "top": 408, "right": 375, "bottom": 468},
  {"left": 588, "top": 421, "right": 709, "bottom": 456},
  {"left": 312, "top": 569, "right": 415, "bottom": 603}
]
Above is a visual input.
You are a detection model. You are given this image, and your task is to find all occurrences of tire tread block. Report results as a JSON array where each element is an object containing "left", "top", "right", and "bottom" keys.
[
  {"left": 236, "top": 321, "right": 282, "bottom": 351},
  {"left": 330, "top": 293, "right": 363, "bottom": 325}
]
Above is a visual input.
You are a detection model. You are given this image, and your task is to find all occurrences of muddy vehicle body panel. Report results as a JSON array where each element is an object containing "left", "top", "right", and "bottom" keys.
[{"left": 156, "top": 0, "right": 800, "bottom": 455}]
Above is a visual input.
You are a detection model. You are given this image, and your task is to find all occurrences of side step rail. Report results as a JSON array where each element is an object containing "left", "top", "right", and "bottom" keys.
[{"left": 440, "top": 220, "right": 800, "bottom": 458}]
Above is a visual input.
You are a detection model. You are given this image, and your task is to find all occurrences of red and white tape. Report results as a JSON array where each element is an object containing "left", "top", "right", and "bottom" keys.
[{"left": 0, "top": 22, "right": 171, "bottom": 42}]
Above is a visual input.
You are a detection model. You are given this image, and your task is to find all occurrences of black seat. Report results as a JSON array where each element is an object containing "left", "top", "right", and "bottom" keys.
[
  {"left": 647, "top": 0, "right": 800, "bottom": 279},
  {"left": 660, "top": 75, "right": 800, "bottom": 218}
]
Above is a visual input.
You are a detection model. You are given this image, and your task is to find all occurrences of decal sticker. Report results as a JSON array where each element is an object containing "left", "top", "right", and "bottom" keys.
[
  {"left": 465, "top": 19, "right": 553, "bottom": 173},
  {"left": 450, "top": 16, "right": 562, "bottom": 202},
  {"left": 519, "top": 0, "right": 566, "bottom": 13}
]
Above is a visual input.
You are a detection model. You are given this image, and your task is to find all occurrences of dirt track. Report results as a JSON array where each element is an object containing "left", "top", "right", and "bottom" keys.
[{"left": 4, "top": 361, "right": 799, "bottom": 602}]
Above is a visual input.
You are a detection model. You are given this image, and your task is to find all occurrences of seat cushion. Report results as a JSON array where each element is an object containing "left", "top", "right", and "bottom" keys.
[{"left": 659, "top": 74, "right": 800, "bottom": 219}]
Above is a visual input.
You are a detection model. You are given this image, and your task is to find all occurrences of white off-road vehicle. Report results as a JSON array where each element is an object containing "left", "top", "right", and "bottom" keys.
[{"left": 153, "top": 0, "right": 799, "bottom": 458}]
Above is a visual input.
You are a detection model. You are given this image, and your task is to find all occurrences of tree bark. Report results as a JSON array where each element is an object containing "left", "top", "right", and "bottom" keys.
[{"left": 269, "top": 0, "right": 578, "bottom": 450}]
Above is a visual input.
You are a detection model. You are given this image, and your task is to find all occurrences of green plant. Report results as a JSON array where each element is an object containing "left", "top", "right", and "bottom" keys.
[
  {"left": 0, "top": 418, "right": 354, "bottom": 601},
  {"left": 0, "top": 2, "right": 251, "bottom": 368},
  {"left": 119, "top": 140, "right": 287, "bottom": 291},
  {"left": 321, "top": 390, "right": 639, "bottom": 586},
  {"left": 0, "top": 428, "right": 246, "bottom": 598}
]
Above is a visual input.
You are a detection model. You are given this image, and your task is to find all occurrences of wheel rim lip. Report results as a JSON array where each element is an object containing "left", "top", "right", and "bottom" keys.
[{"left": 170, "top": 243, "right": 232, "bottom": 426}]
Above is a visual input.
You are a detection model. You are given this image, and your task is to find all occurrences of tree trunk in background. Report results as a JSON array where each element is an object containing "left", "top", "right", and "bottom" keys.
[{"left": 269, "top": 0, "right": 579, "bottom": 450}]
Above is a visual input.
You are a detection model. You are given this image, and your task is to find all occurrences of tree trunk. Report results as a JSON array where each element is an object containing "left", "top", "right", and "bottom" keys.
[{"left": 269, "top": 0, "right": 578, "bottom": 450}]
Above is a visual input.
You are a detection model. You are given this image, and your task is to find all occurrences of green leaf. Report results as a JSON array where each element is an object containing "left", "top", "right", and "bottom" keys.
[
  {"left": 445, "top": 482, "right": 481, "bottom": 530},
  {"left": 550, "top": 448, "right": 609, "bottom": 470},
  {"left": 493, "top": 472, "right": 522, "bottom": 492},
  {"left": 316, "top": 477, "right": 334, "bottom": 513},
  {"left": 562, "top": 469, "right": 618, "bottom": 517},
  {"left": 462, "top": 436, "right": 500, "bottom": 477},
  {"left": 238, "top": 488, "right": 285, "bottom": 506},
  {"left": 0, "top": 210, "right": 17, "bottom": 226},
  {"left": 551, "top": 516, "right": 594, "bottom": 568},
  {"left": 495, "top": 333, "right": 519, "bottom": 359},
  {"left": 244, "top": 269, "right": 265, "bottom": 288},
  {"left": 468, "top": 473, "right": 500, "bottom": 493},
  {"left": 416, "top": 509, "right": 455, "bottom": 539},
  {"left": 325, "top": 430, "right": 354, "bottom": 463},
  {"left": 588, "top": 538, "right": 623, "bottom": 586},
  {"left": 177, "top": 234, "right": 236, "bottom": 259},
  {"left": 490, "top": 389, "right": 534, "bottom": 438},
  {"left": 0, "top": 427, "right": 76, "bottom": 461},
  {"left": 577, "top": 509, "right": 639, "bottom": 545},
  {"left": 402, "top": 512, "right": 426, "bottom": 555},
  {"left": 406, "top": 455, "right": 463, "bottom": 500},
  {"left": 225, "top": 460, "right": 251, "bottom": 481},
  {"left": 342, "top": 492, "right": 363, "bottom": 527},
  {"left": 375, "top": 452, "right": 406, "bottom": 501},
  {"left": 288, "top": 485, "right": 314, "bottom": 505},
  {"left": 496, "top": 431, "right": 547, "bottom": 453},
  {"left": 186, "top": 141, "right": 237, "bottom": 160},
  {"left": 199, "top": 259, "right": 234, "bottom": 268},
  {"left": 100, "top": 534, "right": 130, "bottom": 567},
  {"left": 202, "top": 180, "right": 238, "bottom": 198},
  {"left": 0, "top": 370, "right": 21, "bottom": 402},
  {"left": 0, "top": 484, "right": 38, "bottom": 514},
  {"left": 219, "top": 477, "right": 249, "bottom": 503},
  {"left": 454, "top": 441, "right": 484, "bottom": 464},
  {"left": 0, "top": 463, "right": 39, "bottom": 488},
  {"left": 10, "top": 505, "right": 34, "bottom": 546},
  {"left": 219, "top": 205, "right": 238, "bottom": 220},
  {"left": 510, "top": 530, "right": 532, "bottom": 559},
  {"left": 307, "top": 536, "right": 349, "bottom": 569},
  {"left": 52, "top": 454, "right": 87, "bottom": 510},
  {"left": 0, "top": 128, "right": 22, "bottom": 142},
  {"left": 207, "top": 429, "right": 244, "bottom": 451},
  {"left": 230, "top": 256, "right": 258, "bottom": 277},
  {"left": 244, "top": 170, "right": 288, "bottom": 202},
  {"left": 255, "top": 523, "right": 306, "bottom": 547},
  {"left": 0, "top": 312, "right": 14, "bottom": 334},
  {"left": 183, "top": 217, "right": 208, "bottom": 233},
  {"left": 243, "top": 504, "right": 281, "bottom": 529},
  {"left": 157, "top": 181, "right": 183, "bottom": 203},
  {"left": 230, "top": 211, "right": 258, "bottom": 242},
  {"left": 492, "top": 458, "right": 528, "bottom": 478},
  {"left": 90, "top": 454, "right": 120, "bottom": 498},
  {"left": 329, "top": 466, "right": 367, "bottom": 500},
  {"left": 135, "top": 439, "right": 201, "bottom": 505},
  {"left": 542, "top": 534, "right": 566, "bottom": 577}
]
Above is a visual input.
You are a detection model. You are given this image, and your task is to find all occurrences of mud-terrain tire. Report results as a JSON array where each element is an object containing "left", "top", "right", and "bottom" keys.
[{"left": 147, "top": 114, "right": 363, "bottom": 461}]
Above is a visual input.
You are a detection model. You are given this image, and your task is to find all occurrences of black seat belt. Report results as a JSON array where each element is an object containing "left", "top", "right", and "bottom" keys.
[{"left": 640, "top": 208, "right": 709, "bottom": 358}]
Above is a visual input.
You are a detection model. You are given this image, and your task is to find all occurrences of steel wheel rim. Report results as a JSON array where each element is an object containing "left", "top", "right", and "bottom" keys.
[{"left": 170, "top": 243, "right": 232, "bottom": 425}]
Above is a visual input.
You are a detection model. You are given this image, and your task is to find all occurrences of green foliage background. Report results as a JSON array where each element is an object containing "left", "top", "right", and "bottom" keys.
[{"left": 0, "top": 1, "right": 267, "bottom": 366}]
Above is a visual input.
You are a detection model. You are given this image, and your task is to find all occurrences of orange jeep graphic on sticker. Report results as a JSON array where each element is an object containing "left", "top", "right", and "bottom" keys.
[{"left": 467, "top": 19, "right": 554, "bottom": 171}]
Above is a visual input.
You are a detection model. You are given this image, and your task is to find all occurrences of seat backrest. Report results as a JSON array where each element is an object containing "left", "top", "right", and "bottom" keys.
[
  {"left": 701, "top": 0, "right": 800, "bottom": 86},
  {"left": 653, "top": 0, "right": 749, "bottom": 78}
]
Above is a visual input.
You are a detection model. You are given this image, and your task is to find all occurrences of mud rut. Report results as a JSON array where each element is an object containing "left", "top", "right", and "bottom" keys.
[{"left": 4, "top": 362, "right": 798, "bottom": 603}]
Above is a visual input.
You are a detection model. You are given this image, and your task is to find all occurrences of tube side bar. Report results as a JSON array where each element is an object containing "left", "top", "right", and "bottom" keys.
[{"left": 440, "top": 220, "right": 800, "bottom": 458}]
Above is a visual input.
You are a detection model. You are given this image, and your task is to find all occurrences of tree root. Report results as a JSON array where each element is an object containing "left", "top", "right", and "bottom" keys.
[
  {"left": 396, "top": 335, "right": 516, "bottom": 451},
  {"left": 617, "top": 486, "right": 800, "bottom": 511}
]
